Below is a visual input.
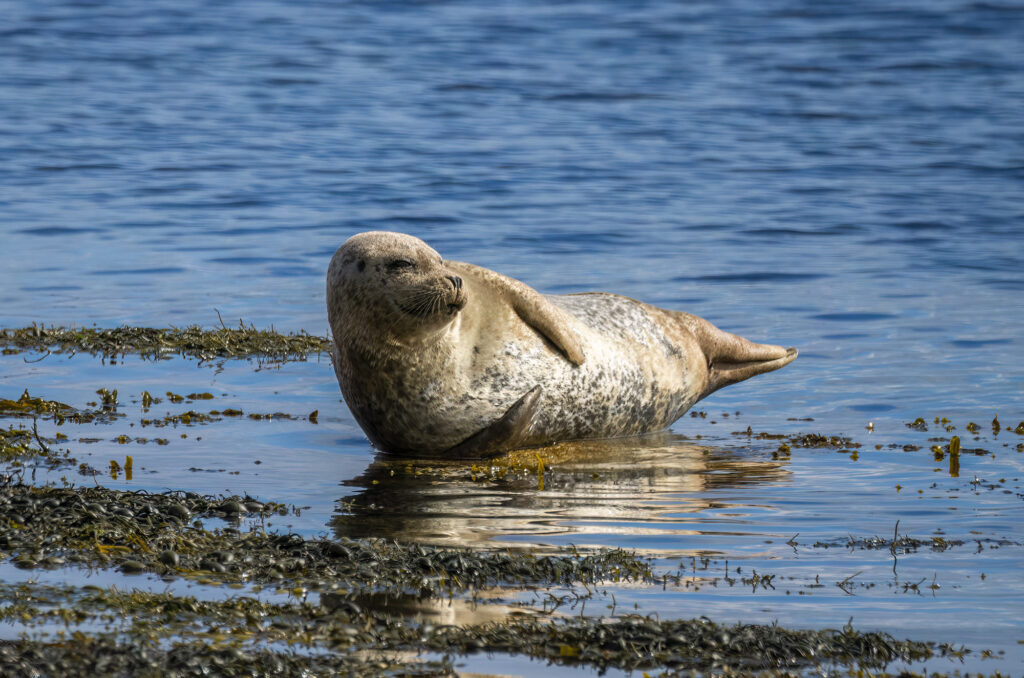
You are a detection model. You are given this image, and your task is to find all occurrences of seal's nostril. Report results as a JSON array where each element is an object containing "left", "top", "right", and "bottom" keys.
[{"left": 446, "top": 275, "right": 462, "bottom": 290}]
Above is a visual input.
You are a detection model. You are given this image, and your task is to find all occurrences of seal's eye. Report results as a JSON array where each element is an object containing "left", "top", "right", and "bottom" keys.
[{"left": 387, "top": 259, "right": 415, "bottom": 272}]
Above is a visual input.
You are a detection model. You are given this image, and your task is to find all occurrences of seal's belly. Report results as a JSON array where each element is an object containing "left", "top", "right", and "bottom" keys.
[
  {"left": 464, "top": 294, "right": 707, "bottom": 445},
  {"left": 345, "top": 294, "right": 707, "bottom": 454}
]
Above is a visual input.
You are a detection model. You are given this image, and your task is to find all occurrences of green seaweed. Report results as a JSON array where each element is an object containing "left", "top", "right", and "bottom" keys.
[
  {"left": 0, "top": 482, "right": 652, "bottom": 594},
  {"left": 0, "top": 323, "right": 331, "bottom": 365},
  {"left": 0, "top": 577, "right": 960, "bottom": 677}
]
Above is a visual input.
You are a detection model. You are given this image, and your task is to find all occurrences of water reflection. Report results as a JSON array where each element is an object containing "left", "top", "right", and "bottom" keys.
[
  {"left": 322, "top": 590, "right": 530, "bottom": 628},
  {"left": 331, "top": 433, "right": 789, "bottom": 551}
]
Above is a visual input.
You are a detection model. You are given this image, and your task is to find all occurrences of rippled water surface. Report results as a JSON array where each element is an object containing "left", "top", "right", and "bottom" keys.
[{"left": 2, "top": 0, "right": 1023, "bottom": 674}]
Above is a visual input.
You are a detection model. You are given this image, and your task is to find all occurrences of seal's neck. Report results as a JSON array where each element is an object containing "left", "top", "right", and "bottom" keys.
[{"left": 340, "top": 315, "right": 458, "bottom": 368}]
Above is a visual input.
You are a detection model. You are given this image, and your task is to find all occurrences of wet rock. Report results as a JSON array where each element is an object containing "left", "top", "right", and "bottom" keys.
[
  {"left": 166, "top": 503, "right": 190, "bottom": 520},
  {"left": 158, "top": 550, "right": 179, "bottom": 567},
  {"left": 218, "top": 500, "right": 245, "bottom": 515},
  {"left": 119, "top": 560, "right": 146, "bottom": 574}
]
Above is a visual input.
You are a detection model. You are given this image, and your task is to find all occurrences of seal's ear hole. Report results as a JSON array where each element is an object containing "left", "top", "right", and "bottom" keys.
[{"left": 357, "top": 260, "right": 366, "bottom": 272}]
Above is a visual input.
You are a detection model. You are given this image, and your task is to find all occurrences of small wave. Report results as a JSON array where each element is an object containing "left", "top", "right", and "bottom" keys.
[
  {"left": 504, "top": 232, "right": 630, "bottom": 246},
  {"left": 434, "top": 83, "right": 494, "bottom": 92},
  {"left": 90, "top": 267, "right": 186, "bottom": 276},
  {"left": 980, "top": 277, "right": 1024, "bottom": 290},
  {"left": 848, "top": 403, "right": 898, "bottom": 413},
  {"left": 21, "top": 285, "right": 84, "bottom": 291},
  {"left": 17, "top": 226, "right": 104, "bottom": 236},
  {"left": 541, "top": 92, "right": 664, "bottom": 102},
  {"left": 810, "top": 312, "right": 899, "bottom": 322},
  {"left": 266, "top": 265, "right": 322, "bottom": 278},
  {"left": 673, "top": 272, "right": 830, "bottom": 283},
  {"left": 150, "top": 164, "right": 241, "bottom": 172},
  {"left": 875, "top": 59, "right": 1003, "bottom": 71},
  {"left": 186, "top": 199, "right": 271, "bottom": 209},
  {"left": 890, "top": 220, "right": 955, "bottom": 231},
  {"left": 742, "top": 227, "right": 860, "bottom": 237},
  {"left": 360, "top": 216, "right": 461, "bottom": 226},
  {"left": 207, "top": 256, "right": 300, "bottom": 265},
  {"left": 948, "top": 338, "right": 1012, "bottom": 348},
  {"left": 263, "top": 78, "right": 322, "bottom": 86},
  {"left": 775, "top": 64, "right": 839, "bottom": 74},
  {"left": 35, "top": 163, "right": 120, "bottom": 172}
]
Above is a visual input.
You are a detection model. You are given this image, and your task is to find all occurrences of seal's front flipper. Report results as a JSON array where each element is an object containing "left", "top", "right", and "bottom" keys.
[
  {"left": 515, "top": 301, "right": 586, "bottom": 366},
  {"left": 445, "top": 386, "right": 542, "bottom": 458},
  {"left": 447, "top": 261, "right": 585, "bottom": 366}
]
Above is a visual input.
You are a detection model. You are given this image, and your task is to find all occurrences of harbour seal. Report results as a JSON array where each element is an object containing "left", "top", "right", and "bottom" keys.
[{"left": 327, "top": 231, "right": 797, "bottom": 457}]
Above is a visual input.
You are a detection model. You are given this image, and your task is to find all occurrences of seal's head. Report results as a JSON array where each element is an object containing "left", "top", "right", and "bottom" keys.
[{"left": 327, "top": 231, "right": 466, "bottom": 342}]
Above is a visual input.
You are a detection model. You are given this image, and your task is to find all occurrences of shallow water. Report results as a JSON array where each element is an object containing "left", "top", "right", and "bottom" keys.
[{"left": 2, "top": 0, "right": 1023, "bottom": 674}]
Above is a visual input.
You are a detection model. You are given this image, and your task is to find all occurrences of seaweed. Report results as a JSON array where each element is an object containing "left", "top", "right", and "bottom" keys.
[{"left": 0, "top": 323, "right": 330, "bottom": 366}]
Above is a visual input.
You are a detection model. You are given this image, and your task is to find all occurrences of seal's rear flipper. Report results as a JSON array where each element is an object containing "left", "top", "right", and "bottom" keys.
[
  {"left": 702, "top": 347, "right": 797, "bottom": 398},
  {"left": 675, "top": 312, "right": 797, "bottom": 399},
  {"left": 445, "top": 386, "right": 542, "bottom": 458}
]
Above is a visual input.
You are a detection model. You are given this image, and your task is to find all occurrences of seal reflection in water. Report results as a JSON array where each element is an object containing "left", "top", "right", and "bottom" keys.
[{"left": 326, "top": 231, "right": 797, "bottom": 457}]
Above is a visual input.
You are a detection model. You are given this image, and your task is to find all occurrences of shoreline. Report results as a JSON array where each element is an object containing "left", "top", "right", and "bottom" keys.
[{"left": 1, "top": 324, "right": 1018, "bottom": 676}]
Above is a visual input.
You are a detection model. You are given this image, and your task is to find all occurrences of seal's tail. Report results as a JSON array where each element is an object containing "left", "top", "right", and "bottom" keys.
[{"left": 675, "top": 312, "right": 797, "bottom": 398}]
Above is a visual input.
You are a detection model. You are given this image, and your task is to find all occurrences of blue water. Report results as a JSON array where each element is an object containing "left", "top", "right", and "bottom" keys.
[{"left": 1, "top": 0, "right": 1023, "bottom": 674}]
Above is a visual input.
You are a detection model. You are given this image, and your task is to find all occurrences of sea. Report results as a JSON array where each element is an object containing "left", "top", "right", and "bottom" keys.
[{"left": 1, "top": 0, "right": 1022, "bottom": 674}]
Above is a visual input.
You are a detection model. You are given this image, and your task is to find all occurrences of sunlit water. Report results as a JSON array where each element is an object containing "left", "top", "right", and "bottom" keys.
[{"left": 1, "top": 0, "right": 1022, "bottom": 673}]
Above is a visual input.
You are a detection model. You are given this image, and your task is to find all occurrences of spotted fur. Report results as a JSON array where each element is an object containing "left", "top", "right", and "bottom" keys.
[{"left": 327, "top": 232, "right": 796, "bottom": 457}]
